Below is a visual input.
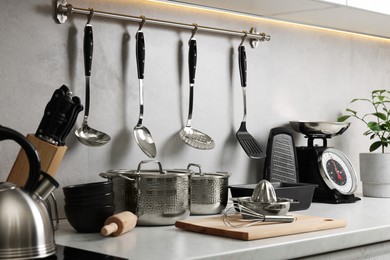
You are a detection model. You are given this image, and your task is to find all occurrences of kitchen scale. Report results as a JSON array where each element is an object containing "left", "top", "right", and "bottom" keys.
[{"left": 290, "top": 121, "right": 360, "bottom": 204}]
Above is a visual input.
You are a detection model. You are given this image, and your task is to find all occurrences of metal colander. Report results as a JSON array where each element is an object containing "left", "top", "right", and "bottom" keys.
[{"left": 100, "top": 160, "right": 192, "bottom": 226}]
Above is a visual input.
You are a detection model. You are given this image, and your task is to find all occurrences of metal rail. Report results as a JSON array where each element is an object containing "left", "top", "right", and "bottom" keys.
[{"left": 56, "top": 0, "right": 270, "bottom": 48}]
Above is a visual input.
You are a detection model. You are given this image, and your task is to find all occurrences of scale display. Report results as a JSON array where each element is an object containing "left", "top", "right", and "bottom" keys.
[{"left": 319, "top": 148, "right": 357, "bottom": 195}]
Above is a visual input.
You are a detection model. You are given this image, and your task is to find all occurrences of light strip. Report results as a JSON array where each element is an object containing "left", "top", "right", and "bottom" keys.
[{"left": 147, "top": 0, "right": 390, "bottom": 42}]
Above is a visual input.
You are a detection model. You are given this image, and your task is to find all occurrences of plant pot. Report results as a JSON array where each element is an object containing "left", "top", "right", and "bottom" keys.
[{"left": 360, "top": 153, "right": 390, "bottom": 198}]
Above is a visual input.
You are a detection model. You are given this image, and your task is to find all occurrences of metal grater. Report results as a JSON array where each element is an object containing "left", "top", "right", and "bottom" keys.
[{"left": 264, "top": 127, "right": 298, "bottom": 183}]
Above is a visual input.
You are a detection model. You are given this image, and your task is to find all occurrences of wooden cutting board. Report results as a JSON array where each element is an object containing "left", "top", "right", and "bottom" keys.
[{"left": 175, "top": 214, "right": 347, "bottom": 241}]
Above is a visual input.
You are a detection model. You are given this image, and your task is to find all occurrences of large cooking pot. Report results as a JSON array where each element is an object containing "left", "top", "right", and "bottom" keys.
[
  {"left": 0, "top": 125, "right": 59, "bottom": 259},
  {"left": 100, "top": 160, "right": 192, "bottom": 226}
]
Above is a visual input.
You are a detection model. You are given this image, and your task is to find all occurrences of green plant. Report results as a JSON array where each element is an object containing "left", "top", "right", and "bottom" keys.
[{"left": 338, "top": 89, "right": 390, "bottom": 153}]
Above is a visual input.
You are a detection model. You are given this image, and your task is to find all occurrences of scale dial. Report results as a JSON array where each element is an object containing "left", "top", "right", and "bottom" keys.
[{"left": 319, "top": 148, "right": 357, "bottom": 195}]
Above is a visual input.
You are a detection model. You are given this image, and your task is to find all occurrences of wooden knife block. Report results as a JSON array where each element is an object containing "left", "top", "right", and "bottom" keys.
[{"left": 7, "top": 134, "right": 67, "bottom": 187}]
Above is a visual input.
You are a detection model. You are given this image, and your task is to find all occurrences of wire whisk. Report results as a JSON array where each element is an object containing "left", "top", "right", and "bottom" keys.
[{"left": 222, "top": 205, "right": 296, "bottom": 228}]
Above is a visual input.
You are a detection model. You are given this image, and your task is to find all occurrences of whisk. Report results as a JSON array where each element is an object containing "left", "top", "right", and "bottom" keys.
[{"left": 222, "top": 205, "right": 296, "bottom": 228}]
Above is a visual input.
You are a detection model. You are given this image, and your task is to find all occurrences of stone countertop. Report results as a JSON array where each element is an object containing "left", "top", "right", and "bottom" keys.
[{"left": 55, "top": 195, "right": 390, "bottom": 260}]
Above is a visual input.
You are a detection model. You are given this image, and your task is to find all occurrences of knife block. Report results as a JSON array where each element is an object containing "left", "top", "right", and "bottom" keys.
[{"left": 7, "top": 134, "right": 67, "bottom": 187}]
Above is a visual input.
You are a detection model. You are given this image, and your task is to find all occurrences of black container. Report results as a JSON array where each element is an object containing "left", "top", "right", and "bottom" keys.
[{"left": 229, "top": 182, "right": 317, "bottom": 211}]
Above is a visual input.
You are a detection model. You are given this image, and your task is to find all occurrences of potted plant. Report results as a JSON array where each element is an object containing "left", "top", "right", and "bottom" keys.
[{"left": 338, "top": 89, "right": 390, "bottom": 197}]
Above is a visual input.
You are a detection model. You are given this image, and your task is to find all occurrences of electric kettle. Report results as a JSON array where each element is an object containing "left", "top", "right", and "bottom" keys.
[{"left": 0, "top": 125, "right": 59, "bottom": 259}]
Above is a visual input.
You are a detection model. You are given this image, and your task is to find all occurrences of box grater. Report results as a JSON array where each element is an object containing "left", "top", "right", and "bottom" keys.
[{"left": 263, "top": 127, "right": 298, "bottom": 183}]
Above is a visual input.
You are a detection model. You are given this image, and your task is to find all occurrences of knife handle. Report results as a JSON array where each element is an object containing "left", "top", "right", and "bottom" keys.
[
  {"left": 188, "top": 38, "right": 197, "bottom": 84},
  {"left": 35, "top": 88, "right": 65, "bottom": 138},
  {"left": 84, "top": 24, "right": 93, "bottom": 77},
  {"left": 238, "top": 45, "right": 247, "bottom": 88},
  {"left": 58, "top": 96, "right": 83, "bottom": 146},
  {"left": 136, "top": 30, "right": 145, "bottom": 80},
  {"left": 45, "top": 95, "right": 74, "bottom": 143},
  {"left": 60, "top": 84, "right": 71, "bottom": 95}
]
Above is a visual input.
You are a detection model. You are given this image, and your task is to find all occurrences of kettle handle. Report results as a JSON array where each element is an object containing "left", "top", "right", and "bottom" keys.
[{"left": 0, "top": 125, "right": 41, "bottom": 192}]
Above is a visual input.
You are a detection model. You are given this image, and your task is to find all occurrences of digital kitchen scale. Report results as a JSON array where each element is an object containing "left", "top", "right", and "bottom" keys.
[{"left": 290, "top": 121, "right": 360, "bottom": 204}]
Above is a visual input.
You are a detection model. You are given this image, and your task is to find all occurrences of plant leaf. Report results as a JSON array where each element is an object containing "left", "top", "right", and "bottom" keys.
[
  {"left": 346, "top": 108, "right": 357, "bottom": 114},
  {"left": 372, "top": 112, "right": 387, "bottom": 120},
  {"left": 367, "top": 121, "right": 381, "bottom": 132},
  {"left": 370, "top": 141, "right": 383, "bottom": 152},
  {"left": 351, "top": 98, "right": 370, "bottom": 102},
  {"left": 370, "top": 133, "right": 376, "bottom": 139},
  {"left": 337, "top": 115, "right": 350, "bottom": 122}
]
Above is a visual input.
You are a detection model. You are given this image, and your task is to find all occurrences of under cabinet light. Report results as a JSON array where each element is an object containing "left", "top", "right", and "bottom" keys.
[{"left": 147, "top": 0, "right": 390, "bottom": 43}]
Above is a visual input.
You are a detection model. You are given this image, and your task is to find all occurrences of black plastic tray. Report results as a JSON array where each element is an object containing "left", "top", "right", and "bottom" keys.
[{"left": 229, "top": 182, "right": 318, "bottom": 211}]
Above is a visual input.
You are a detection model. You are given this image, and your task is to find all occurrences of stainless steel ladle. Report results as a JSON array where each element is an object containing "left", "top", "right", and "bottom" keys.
[
  {"left": 75, "top": 12, "right": 110, "bottom": 147},
  {"left": 133, "top": 21, "right": 156, "bottom": 158}
]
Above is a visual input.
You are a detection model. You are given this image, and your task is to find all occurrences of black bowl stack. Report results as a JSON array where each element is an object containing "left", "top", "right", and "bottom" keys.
[{"left": 63, "top": 181, "right": 114, "bottom": 233}]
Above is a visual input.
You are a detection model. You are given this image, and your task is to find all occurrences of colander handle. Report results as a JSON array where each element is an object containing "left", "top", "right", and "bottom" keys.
[
  {"left": 137, "top": 160, "right": 166, "bottom": 174},
  {"left": 187, "top": 163, "right": 204, "bottom": 176}
]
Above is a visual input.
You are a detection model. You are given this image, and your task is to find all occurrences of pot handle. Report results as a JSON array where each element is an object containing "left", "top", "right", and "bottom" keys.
[
  {"left": 117, "top": 173, "right": 136, "bottom": 182},
  {"left": 0, "top": 125, "right": 41, "bottom": 192},
  {"left": 137, "top": 160, "right": 166, "bottom": 174},
  {"left": 187, "top": 163, "right": 204, "bottom": 176},
  {"left": 99, "top": 172, "right": 136, "bottom": 182}
]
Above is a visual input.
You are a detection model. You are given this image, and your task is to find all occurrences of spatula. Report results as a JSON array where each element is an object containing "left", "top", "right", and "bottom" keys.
[{"left": 236, "top": 45, "right": 264, "bottom": 159}]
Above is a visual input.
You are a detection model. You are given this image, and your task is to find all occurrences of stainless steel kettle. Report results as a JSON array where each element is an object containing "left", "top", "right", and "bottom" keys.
[{"left": 0, "top": 125, "right": 59, "bottom": 259}]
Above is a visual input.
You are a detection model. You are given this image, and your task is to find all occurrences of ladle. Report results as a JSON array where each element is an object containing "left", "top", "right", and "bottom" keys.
[
  {"left": 133, "top": 27, "right": 156, "bottom": 158},
  {"left": 75, "top": 16, "right": 110, "bottom": 147}
]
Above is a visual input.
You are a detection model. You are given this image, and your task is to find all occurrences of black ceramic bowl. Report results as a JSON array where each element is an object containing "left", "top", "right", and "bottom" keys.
[
  {"left": 65, "top": 205, "right": 115, "bottom": 233},
  {"left": 64, "top": 192, "right": 114, "bottom": 207},
  {"left": 63, "top": 181, "right": 113, "bottom": 199}
]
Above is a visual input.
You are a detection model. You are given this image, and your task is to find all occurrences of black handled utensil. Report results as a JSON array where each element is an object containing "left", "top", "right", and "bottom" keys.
[
  {"left": 179, "top": 38, "right": 215, "bottom": 150},
  {"left": 75, "top": 23, "right": 110, "bottom": 147},
  {"left": 236, "top": 45, "right": 264, "bottom": 159},
  {"left": 58, "top": 96, "right": 83, "bottom": 146},
  {"left": 133, "top": 30, "right": 157, "bottom": 158}
]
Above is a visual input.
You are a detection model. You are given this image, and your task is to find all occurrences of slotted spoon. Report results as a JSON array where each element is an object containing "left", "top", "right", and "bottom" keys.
[{"left": 179, "top": 38, "right": 215, "bottom": 150}]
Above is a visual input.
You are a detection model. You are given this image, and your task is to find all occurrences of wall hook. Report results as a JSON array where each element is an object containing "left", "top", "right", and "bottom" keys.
[
  {"left": 239, "top": 31, "right": 248, "bottom": 47},
  {"left": 86, "top": 8, "right": 94, "bottom": 25},
  {"left": 190, "top": 23, "right": 199, "bottom": 39},
  {"left": 138, "top": 15, "right": 146, "bottom": 31}
]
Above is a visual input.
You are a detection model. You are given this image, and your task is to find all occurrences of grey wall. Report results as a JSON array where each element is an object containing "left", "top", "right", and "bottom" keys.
[{"left": 1, "top": 0, "right": 389, "bottom": 216}]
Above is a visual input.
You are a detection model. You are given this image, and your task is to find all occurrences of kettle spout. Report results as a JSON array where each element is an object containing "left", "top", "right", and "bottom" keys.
[{"left": 33, "top": 172, "right": 59, "bottom": 201}]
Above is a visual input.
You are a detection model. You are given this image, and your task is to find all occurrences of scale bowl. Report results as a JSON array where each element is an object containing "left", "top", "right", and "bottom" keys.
[{"left": 289, "top": 121, "right": 350, "bottom": 137}]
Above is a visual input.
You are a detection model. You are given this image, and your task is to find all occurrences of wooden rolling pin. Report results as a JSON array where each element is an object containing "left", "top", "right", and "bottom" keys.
[{"left": 101, "top": 211, "right": 137, "bottom": 237}]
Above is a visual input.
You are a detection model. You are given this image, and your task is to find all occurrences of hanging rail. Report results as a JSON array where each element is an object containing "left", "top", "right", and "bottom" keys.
[{"left": 56, "top": 0, "right": 270, "bottom": 48}]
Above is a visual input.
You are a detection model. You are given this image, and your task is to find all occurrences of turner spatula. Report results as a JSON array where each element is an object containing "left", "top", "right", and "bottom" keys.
[{"left": 236, "top": 45, "right": 264, "bottom": 159}]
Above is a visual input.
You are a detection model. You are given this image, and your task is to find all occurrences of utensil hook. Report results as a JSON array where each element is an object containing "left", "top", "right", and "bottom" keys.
[
  {"left": 138, "top": 15, "right": 146, "bottom": 31},
  {"left": 190, "top": 23, "right": 198, "bottom": 40},
  {"left": 86, "top": 8, "right": 94, "bottom": 25},
  {"left": 239, "top": 31, "right": 248, "bottom": 47}
]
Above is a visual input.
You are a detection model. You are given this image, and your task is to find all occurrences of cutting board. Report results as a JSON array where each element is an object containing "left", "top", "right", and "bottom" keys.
[{"left": 175, "top": 214, "right": 347, "bottom": 241}]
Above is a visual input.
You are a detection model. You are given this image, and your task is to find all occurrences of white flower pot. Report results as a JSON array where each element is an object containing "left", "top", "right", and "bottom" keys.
[{"left": 360, "top": 153, "right": 390, "bottom": 198}]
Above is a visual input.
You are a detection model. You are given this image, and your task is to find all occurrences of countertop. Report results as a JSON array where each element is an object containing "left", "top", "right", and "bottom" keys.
[{"left": 55, "top": 195, "right": 390, "bottom": 260}]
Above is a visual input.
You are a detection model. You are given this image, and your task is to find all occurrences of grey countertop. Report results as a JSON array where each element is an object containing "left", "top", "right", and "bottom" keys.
[{"left": 55, "top": 194, "right": 390, "bottom": 260}]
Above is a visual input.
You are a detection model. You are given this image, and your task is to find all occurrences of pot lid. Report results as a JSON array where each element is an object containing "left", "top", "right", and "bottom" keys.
[
  {"left": 102, "top": 160, "right": 192, "bottom": 178},
  {"left": 187, "top": 163, "right": 230, "bottom": 179}
]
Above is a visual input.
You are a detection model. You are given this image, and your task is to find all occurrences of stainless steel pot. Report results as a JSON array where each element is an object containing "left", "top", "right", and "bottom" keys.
[
  {"left": 100, "top": 160, "right": 192, "bottom": 226},
  {"left": 187, "top": 163, "right": 230, "bottom": 215}
]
